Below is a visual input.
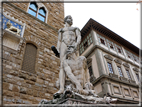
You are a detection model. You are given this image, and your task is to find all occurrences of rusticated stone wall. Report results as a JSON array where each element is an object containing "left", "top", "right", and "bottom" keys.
[{"left": 2, "top": 1, "right": 64, "bottom": 104}]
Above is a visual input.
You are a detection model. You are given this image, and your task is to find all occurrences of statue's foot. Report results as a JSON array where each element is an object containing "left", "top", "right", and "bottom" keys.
[
  {"left": 76, "top": 88, "right": 84, "bottom": 94},
  {"left": 53, "top": 90, "right": 64, "bottom": 99}
]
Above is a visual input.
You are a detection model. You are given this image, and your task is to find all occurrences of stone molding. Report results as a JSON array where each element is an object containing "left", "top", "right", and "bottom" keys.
[
  {"left": 3, "top": 9, "right": 26, "bottom": 38},
  {"left": 119, "top": 76, "right": 128, "bottom": 82},
  {"left": 109, "top": 73, "right": 119, "bottom": 79},
  {"left": 24, "top": 35, "right": 41, "bottom": 48},
  {"left": 133, "top": 67, "right": 139, "bottom": 72},
  {"left": 104, "top": 54, "right": 113, "bottom": 61},
  {"left": 114, "top": 59, "right": 122, "bottom": 64},
  {"left": 84, "top": 44, "right": 140, "bottom": 68},
  {"left": 123, "top": 63, "right": 129, "bottom": 68},
  {"left": 92, "top": 74, "right": 139, "bottom": 88},
  {"left": 129, "top": 79, "right": 136, "bottom": 84}
]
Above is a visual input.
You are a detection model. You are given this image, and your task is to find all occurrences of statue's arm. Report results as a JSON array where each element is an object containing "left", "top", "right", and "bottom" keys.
[
  {"left": 85, "top": 69, "right": 91, "bottom": 83},
  {"left": 75, "top": 28, "right": 81, "bottom": 48},
  {"left": 57, "top": 29, "right": 62, "bottom": 53}
]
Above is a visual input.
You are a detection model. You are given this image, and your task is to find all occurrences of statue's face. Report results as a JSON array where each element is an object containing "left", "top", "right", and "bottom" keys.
[
  {"left": 6, "top": 23, "right": 11, "bottom": 28},
  {"left": 66, "top": 16, "right": 73, "bottom": 25}
]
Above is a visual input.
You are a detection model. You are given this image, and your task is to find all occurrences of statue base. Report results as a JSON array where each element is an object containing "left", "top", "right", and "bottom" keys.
[
  {"left": 38, "top": 93, "right": 112, "bottom": 107},
  {"left": 38, "top": 97, "right": 115, "bottom": 107}
]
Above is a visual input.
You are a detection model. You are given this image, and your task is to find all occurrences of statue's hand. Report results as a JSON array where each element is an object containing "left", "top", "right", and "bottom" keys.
[
  {"left": 85, "top": 82, "right": 93, "bottom": 90},
  {"left": 74, "top": 43, "right": 78, "bottom": 50}
]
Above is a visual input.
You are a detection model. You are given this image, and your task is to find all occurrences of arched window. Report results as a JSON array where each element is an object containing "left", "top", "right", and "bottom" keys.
[
  {"left": 22, "top": 43, "right": 37, "bottom": 73},
  {"left": 38, "top": 8, "right": 46, "bottom": 22},
  {"left": 28, "top": 2, "right": 47, "bottom": 22},
  {"left": 28, "top": 2, "right": 37, "bottom": 17}
]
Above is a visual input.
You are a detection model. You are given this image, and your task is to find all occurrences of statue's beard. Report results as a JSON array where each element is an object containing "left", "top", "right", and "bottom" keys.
[{"left": 67, "top": 20, "right": 73, "bottom": 25}]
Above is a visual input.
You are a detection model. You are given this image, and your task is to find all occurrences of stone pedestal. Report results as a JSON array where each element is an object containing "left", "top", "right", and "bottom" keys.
[
  {"left": 39, "top": 98, "right": 114, "bottom": 107},
  {"left": 56, "top": 98, "right": 95, "bottom": 104}
]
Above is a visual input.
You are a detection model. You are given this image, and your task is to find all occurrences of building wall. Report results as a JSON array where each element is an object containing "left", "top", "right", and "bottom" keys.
[
  {"left": 80, "top": 28, "right": 140, "bottom": 104},
  {"left": 2, "top": 1, "right": 64, "bottom": 104}
]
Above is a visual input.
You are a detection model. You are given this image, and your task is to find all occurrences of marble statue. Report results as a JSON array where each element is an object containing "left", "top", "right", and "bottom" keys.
[
  {"left": 54, "top": 15, "right": 82, "bottom": 95},
  {"left": 39, "top": 15, "right": 117, "bottom": 106}
]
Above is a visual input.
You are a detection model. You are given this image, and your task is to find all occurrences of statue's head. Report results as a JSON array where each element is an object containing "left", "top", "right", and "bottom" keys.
[
  {"left": 64, "top": 15, "right": 73, "bottom": 25},
  {"left": 6, "top": 21, "right": 12, "bottom": 28}
]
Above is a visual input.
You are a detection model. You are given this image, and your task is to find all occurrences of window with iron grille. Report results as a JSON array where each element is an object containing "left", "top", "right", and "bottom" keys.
[
  {"left": 126, "top": 69, "right": 131, "bottom": 80},
  {"left": 97, "top": 34, "right": 107, "bottom": 46},
  {"left": 115, "top": 44, "right": 123, "bottom": 54},
  {"left": 88, "top": 66, "right": 93, "bottom": 77},
  {"left": 107, "top": 62, "right": 114, "bottom": 74},
  {"left": 22, "top": 43, "right": 37, "bottom": 73},
  {"left": 125, "top": 50, "right": 134, "bottom": 60},
  {"left": 100, "top": 38, "right": 105, "bottom": 45},
  {"left": 117, "top": 66, "right": 123, "bottom": 77},
  {"left": 28, "top": 2, "right": 47, "bottom": 22},
  {"left": 79, "top": 33, "right": 92, "bottom": 54}
]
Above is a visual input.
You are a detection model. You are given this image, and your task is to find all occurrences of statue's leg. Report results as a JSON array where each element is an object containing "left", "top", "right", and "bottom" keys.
[
  {"left": 64, "top": 61, "right": 83, "bottom": 93},
  {"left": 58, "top": 67, "right": 65, "bottom": 93},
  {"left": 55, "top": 42, "right": 67, "bottom": 94}
]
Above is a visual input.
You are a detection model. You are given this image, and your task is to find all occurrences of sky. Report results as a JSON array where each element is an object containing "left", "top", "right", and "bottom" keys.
[{"left": 64, "top": 1, "right": 141, "bottom": 49}]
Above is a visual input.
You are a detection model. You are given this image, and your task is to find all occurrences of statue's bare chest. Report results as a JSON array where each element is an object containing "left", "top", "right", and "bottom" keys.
[{"left": 62, "top": 27, "right": 76, "bottom": 37}]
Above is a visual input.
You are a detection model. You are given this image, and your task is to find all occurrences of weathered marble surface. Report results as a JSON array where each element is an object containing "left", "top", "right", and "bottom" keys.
[{"left": 39, "top": 15, "right": 117, "bottom": 106}]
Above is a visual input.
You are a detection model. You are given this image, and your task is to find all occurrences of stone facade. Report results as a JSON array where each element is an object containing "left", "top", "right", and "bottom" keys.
[
  {"left": 2, "top": 0, "right": 64, "bottom": 104},
  {"left": 79, "top": 19, "right": 141, "bottom": 105}
]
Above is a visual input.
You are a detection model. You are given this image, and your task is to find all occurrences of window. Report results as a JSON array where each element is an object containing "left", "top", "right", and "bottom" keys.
[
  {"left": 22, "top": 43, "right": 37, "bottom": 73},
  {"left": 133, "top": 55, "right": 139, "bottom": 63},
  {"left": 117, "top": 66, "right": 123, "bottom": 77},
  {"left": 79, "top": 33, "right": 93, "bottom": 54},
  {"left": 117, "top": 47, "right": 121, "bottom": 53},
  {"left": 126, "top": 69, "right": 131, "bottom": 80},
  {"left": 28, "top": 2, "right": 37, "bottom": 17},
  {"left": 110, "top": 43, "right": 114, "bottom": 49},
  {"left": 38, "top": 8, "right": 46, "bottom": 22},
  {"left": 88, "top": 66, "right": 93, "bottom": 76},
  {"left": 28, "top": 2, "right": 47, "bottom": 22},
  {"left": 115, "top": 44, "right": 123, "bottom": 54},
  {"left": 106, "top": 39, "right": 115, "bottom": 50},
  {"left": 100, "top": 38, "right": 105, "bottom": 45},
  {"left": 136, "top": 73, "right": 139, "bottom": 82},
  {"left": 125, "top": 50, "right": 134, "bottom": 60},
  {"left": 97, "top": 33, "right": 107, "bottom": 46},
  {"left": 107, "top": 62, "right": 114, "bottom": 74},
  {"left": 84, "top": 41, "right": 88, "bottom": 49},
  {"left": 87, "top": 58, "right": 93, "bottom": 77}
]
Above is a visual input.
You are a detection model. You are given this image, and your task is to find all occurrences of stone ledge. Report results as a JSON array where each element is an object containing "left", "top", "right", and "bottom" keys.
[
  {"left": 92, "top": 74, "right": 139, "bottom": 88},
  {"left": 109, "top": 73, "right": 119, "bottom": 79},
  {"left": 119, "top": 77, "right": 128, "bottom": 82}
]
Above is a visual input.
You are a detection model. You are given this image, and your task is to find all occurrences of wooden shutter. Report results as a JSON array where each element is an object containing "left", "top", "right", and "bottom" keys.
[{"left": 22, "top": 43, "right": 37, "bottom": 73}]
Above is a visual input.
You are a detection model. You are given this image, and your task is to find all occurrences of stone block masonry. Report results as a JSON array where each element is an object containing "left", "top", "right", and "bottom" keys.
[{"left": 2, "top": 1, "right": 64, "bottom": 104}]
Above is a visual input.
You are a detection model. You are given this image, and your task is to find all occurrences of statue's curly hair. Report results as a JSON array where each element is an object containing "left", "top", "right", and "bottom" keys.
[{"left": 64, "top": 15, "right": 73, "bottom": 25}]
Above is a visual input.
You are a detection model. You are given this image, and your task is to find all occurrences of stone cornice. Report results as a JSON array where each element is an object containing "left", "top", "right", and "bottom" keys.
[
  {"left": 85, "top": 45, "right": 140, "bottom": 68},
  {"left": 111, "top": 95, "right": 140, "bottom": 104},
  {"left": 91, "top": 74, "right": 139, "bottom": 88},
  {"left": 81, "top": 18, "right": 140, "bottom": 55},
  {"left": 3, "top": 2, "right": 58, "bottom": 32}
]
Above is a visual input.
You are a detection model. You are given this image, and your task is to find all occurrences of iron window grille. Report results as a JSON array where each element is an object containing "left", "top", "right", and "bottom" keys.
[
  {"left": 117, "top": 66, "right": 123, "bottom": 77},
  {"left": 107, "top": 62, "right": 114, "bottom": 74},
  {"left": 126, "top": 69, "right": 131, "bottom": 80}
]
